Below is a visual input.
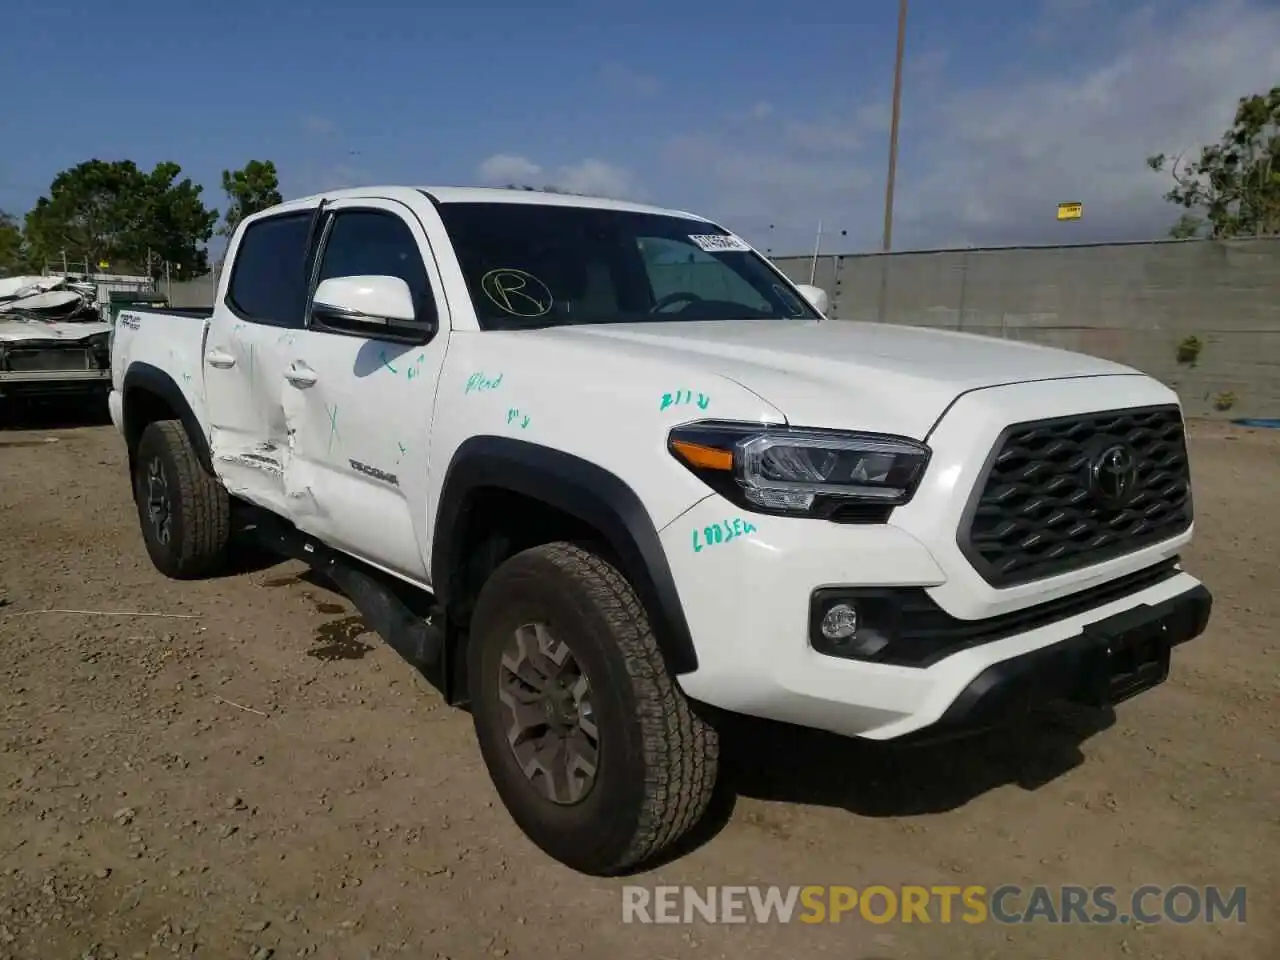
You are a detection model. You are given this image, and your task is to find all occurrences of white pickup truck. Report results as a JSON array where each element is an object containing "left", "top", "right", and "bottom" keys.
[{"left": 108, "top": 186, "right": 1212, "bottom": 875}]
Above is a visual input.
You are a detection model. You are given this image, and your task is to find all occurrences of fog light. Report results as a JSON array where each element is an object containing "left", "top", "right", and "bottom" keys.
[{"left": 820, "top": 602, "right": 859, "bottom": 641}]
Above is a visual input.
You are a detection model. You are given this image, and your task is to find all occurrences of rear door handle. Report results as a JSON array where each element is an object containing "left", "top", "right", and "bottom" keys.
[
  {"left": 205, "top": 349, "right": 236, "bottom": 369},
  {"left": 285, "top": 362, "right": 318, "bottom": 388}
]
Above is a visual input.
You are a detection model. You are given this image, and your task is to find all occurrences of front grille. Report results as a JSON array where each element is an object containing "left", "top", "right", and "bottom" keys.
[
  {"left": 4, "top": 345, "right": 94, "bottom": 373},
  {"left": 959, "top": 404, "right": 1192, "bottom": 587}
]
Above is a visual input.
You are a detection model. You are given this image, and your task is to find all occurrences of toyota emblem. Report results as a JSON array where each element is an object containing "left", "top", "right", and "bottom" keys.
[{"left": 1091, "top": 444, "right": 1138, "bottom": 506}]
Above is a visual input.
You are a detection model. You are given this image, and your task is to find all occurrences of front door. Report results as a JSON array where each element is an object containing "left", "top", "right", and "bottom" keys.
[
  {"left": 281, "top": 199, "right": 449, "bottom": 582},
  {"left": 203, "top": 209, "right": 314, "bottom": 515}
]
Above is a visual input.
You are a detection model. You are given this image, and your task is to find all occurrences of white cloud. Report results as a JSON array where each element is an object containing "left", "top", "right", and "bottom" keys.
[
  {"left": 657, "top": 103, "right": 886, "bottom": 250},
  {"left": 906, "top": 49, "right": 949, "bottom": 81},
  {"left": 288, "top": 162, "right": 375, "bottom": 199},
  {"left": 897, "top": 0, "right": 1280, "bottom": 249},
  {"left": 554, "top": 159, "right": 636, "bottom": 198},
  {"left": 474, "top": 154, "right": 637, "bottom": 199},
  {"left": 783, "top": 118, "right": 865, "bottom": 155},
  {"left": 477, "top": 153, "right": 544, "bottom": 185},
  {"left": 300, "top": 115, "right": 337, "bottom": 136},
  {"left": 658, "top": 0, "right": 1280, "bottom": 253},
  {"left": 601, "top": 62, "right": 661, "bottom": 97}
]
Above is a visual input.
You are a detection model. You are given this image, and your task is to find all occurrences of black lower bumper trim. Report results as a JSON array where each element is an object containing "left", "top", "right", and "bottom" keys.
[{"left": 920, "top": 583, "right": 1212, "bottom": 738}]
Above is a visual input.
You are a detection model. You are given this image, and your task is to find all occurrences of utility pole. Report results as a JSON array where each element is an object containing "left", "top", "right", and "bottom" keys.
[
  {"left": 809, "top": 220, "right": 823, "bottom": 284},
  {"left": 881, "top": 0, "right": 909, "bottom": 253}
]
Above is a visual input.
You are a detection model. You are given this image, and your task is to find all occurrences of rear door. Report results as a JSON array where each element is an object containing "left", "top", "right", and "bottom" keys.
[
  {"left": 204, "top": 209, "right": 315, "bottom": 514},
  {"left": 280, "top": 198, "right": 450, "bottom": 581}
]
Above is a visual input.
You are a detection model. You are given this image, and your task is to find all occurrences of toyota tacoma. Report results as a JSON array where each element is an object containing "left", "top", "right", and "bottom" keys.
[{"left": 107, "top": 186, "right": 1212, "bottom": 875}]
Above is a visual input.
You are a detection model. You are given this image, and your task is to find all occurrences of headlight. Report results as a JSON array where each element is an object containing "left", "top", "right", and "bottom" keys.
[{"left": 667, "top": 420, "right": 930, "bottom": 521}]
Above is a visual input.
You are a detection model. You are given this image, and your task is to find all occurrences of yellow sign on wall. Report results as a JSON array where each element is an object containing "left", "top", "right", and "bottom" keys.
[{"left": 1057, "top": 202, "right": 1083, "bottom": 221}]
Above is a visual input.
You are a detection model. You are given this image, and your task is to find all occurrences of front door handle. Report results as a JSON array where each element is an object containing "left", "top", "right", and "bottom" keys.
[
  {"left": 285, "top": 363, "right": 318, "bottom": 388},
  {"left": 205, "top": 349, "right": 236, "bottom": 369}
]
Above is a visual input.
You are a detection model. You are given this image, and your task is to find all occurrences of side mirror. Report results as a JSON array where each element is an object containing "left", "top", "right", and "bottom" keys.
[
  {"left": 311, "top": 275, "right": 420, "bottom": 336},
  {"left": 793, "top": 284, "right": 829, "bottom": 314}
]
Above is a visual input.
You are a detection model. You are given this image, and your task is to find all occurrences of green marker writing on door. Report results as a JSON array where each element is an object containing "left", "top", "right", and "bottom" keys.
[{"left": 465, "top": 371, "right": 503, "bottom": 394}]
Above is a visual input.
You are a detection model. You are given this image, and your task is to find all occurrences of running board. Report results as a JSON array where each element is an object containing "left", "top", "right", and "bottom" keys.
[
  {"left": 323, "top": 561, "right": 443, "bottom": 669},
  {"left": 241, "top": 507, "right": 460, "bottom": 701}
]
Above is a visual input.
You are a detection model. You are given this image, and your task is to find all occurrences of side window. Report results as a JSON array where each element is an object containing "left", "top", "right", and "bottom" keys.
[
  {"left": 225, "top": 212, "right": 313, "bottom": 327},
  {"left": 636, "top": 237, "right": 772, "bottom": 312},
  {"left": 314, "top": 210, "right": 437, "bottom": 325}
]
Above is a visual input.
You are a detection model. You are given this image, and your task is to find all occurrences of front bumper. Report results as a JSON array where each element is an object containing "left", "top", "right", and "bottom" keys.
[
  {"left": 0, "top": 334, "right": 111, "bottom": 398},
  {"left": 663, "top": 493, "right": 1209, "bottom": 741},
  {"left": 0, "top": 368, "right": 111, "bottom": 399},
  {"left": 914, "top": 581, "right": 1211, "bottom": 740},
  {"left": 662, "top": 374, "right": 1209, "bottom": 740},
  {"left": 108, "top": 388, "right": 124, "bottom": 435}
]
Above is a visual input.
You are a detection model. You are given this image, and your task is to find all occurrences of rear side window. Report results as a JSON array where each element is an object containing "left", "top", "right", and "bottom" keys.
[{"left": 225, "top": 212, "right": 313, "bottom": 327}]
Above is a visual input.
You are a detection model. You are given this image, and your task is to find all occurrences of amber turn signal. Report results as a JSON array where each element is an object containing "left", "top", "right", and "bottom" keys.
[{"left": 669, "top": 439, "right": 733, "bottom": 472}]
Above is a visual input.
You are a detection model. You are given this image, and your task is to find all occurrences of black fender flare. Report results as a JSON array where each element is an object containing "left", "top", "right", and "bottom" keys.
[
  {"left": 121, "top": 362, "right": 214, "bottom": 473},
  {"left": 431, "top": 436, "right": 699, "bottom": 675}
]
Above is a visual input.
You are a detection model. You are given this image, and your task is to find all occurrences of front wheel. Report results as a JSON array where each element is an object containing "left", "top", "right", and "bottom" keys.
[
  {"left": 132, "top": 420, "right": 231, "bottom": 579},
  {"left": 468, "top": 542, "right": 719, "bottom": 875}
]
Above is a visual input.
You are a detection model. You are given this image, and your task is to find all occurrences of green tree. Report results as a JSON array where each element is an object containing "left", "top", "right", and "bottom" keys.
[
  {"left": 1148, "top": 84, "right": 1280, "bottom": 239},
  {"left": 219, "top": 160, "right": 283, "bottom": 238},
  {"left": 0, "top": 210, "right": 26, "bottom": 276},
  {"left": 23, "top": 159, "right": 217, "bottom": 276},
  {"left": 139, "top": 161, "right": 219, "bottom": 277}
]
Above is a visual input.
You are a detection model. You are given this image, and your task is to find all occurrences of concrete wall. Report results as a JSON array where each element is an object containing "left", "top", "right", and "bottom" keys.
[
  {"left": 772, "top": 237, "right": 1280, "bottom": 419},
  {"left": 167, "top": 237, "right": 1280, "bottom": 419},
  {"left": 166, "top": 274, "right": 217, "bottom": 309}
]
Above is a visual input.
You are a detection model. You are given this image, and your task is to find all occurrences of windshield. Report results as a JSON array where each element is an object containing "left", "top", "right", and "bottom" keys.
[{"left": 432, "top": 201, "right": 820, "bottom": 330}]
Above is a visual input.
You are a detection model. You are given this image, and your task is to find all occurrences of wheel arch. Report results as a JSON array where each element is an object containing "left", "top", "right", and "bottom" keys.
[
  {"left": 121, "top": 362, "right": 212, "bottom": 474},
  {"left": 431, "top": 436, "right": 699, "bottom": 677}
]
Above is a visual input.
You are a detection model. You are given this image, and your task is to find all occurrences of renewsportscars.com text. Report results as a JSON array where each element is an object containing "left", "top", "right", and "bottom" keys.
[{"left": 621, "top": 884, "right": 1248, "bottom": 925}]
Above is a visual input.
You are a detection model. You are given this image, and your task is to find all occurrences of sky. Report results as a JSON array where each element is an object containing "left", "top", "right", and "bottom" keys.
[{"left": 2, "top": 0, "right": 1278, "bottom": 257}]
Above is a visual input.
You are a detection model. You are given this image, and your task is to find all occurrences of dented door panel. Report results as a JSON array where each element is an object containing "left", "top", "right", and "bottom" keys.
[
  {"left": 283, "top": 334, "right": 443, "bottom": 580},
  {"left": 208, "top": 322, "right": 296, "bottom": 515},
  {"left": 205, "top": 207, "right": 318, "bottom": 518}
]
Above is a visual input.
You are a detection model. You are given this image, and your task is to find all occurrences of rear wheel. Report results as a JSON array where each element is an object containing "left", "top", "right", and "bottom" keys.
[
  {"left": 132, "top": 420, "right": 230, "bottom": 579},
  {"left": 468, "top": 541, "right": 719, "bottom": 875}
]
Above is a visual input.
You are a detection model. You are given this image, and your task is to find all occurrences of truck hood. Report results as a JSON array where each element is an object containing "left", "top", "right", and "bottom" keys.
[
  {"left": 0, "top": 319, "right": 111, "bottom": 343},
  {"left": 543, "top": 318, "right": 1139, "bottom": 438}
]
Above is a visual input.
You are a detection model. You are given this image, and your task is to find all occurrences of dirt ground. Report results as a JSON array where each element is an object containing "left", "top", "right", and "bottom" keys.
[{"left": 0, "top": 409, "right": 1276, "bottom": 960}]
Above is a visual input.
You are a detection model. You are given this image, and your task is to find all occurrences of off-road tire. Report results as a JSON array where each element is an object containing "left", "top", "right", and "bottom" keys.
[
  {"left": 468, "top": 541, "right": 719, "bottom": 876},
  {"left": 133, "top": 419, "right": 231, "bottom": 579}
]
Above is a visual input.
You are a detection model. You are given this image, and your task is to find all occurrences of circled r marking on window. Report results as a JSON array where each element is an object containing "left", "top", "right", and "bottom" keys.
[{"left": 480, "top": 268, "right": 554, "bottom": 318}]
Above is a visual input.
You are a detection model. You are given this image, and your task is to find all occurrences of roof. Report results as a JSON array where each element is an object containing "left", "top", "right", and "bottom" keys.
[{"left": 278, "top": 185, "right": 709, "bottom": 222}]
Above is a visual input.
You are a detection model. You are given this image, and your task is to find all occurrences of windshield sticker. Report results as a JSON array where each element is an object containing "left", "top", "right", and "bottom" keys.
[
  {"left": 688, "top": 234, "right": 752, "bottom": 253},
  {"left": 480, "top": 268, "right": 553, "bottom": 318}
]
